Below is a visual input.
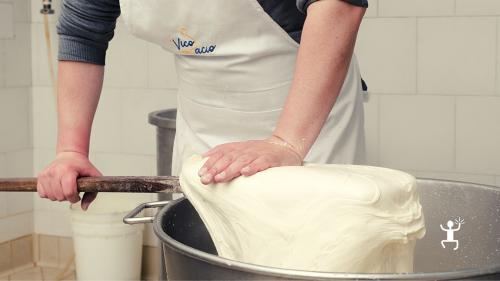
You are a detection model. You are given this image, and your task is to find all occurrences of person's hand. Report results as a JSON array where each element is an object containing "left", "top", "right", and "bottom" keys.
[
  {"left": 37, "top": 151, "right": 102, "bottom": 211},
  {"left": 198, "top": 135, "right": 304, "bottom": 184}
]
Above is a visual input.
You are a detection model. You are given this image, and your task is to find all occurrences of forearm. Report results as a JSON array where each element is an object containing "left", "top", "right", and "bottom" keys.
[
  {"left": 274, "top": 0, "right": 365, "bottom": 158},
  {"left": 56, "top": 61, "right": 104, "bottom": 156}
]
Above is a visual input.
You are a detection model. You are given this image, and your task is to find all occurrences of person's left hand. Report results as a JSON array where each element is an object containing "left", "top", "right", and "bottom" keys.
[{"left": 198, "top": 136, "right": 304, "bottom": 184}]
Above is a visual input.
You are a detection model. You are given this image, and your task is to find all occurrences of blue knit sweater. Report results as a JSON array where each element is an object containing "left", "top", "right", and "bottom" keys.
[{"left": 57, "top": 0, "right": 368, "bottom": 65}]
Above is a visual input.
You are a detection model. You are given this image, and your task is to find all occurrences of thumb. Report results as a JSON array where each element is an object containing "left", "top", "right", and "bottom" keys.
[
  {"left": 78, "top": 163, "right": 102, "bottom": 211},
  {"left": 81, "top": 192, "right": 98, "bottom": 211}
]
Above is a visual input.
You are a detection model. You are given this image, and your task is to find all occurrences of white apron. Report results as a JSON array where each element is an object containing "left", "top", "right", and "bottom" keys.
[{"left": 119, "top": 0, "right": 366, "bottom": 175}]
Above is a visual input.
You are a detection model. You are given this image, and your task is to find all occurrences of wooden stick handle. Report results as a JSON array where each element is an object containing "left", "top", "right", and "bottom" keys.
[{"left": 0, "top": 176, "right": 181, "bottom": 193}]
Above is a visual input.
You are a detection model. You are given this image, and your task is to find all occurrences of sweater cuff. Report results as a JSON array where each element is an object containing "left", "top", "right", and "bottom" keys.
[{"left": 58, "top": 35, "right": 107, "bottom": 65}]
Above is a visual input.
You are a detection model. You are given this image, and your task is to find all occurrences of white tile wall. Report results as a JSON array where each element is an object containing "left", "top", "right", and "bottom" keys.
[
  {"left": 6, "top": 193, "right": 33, "bottom": 216},
  {"left": 0, "top": 1, "right": 33, "bottom": 244},
  {"left": 4, "top": 23, "right": 31, "bottom": 86},
  {"left": 120, "top": 89, "right": 177, "bottom": 155},
  {"left": 0, "top": 153, "right": 6, "bottom": 178},
  {"left": 32, "top": 148, "right": 55, "bottom": 176},
  {"left": 90, "top": 89, "right": 123, "bottom": 153},
  {"left": 0, "top": 41, "right": 5, "bottom": 87},
  {"left": 0, "top": 212, "right": 33, "bottom": 243},
  {"left": 363, "top": 94, "right": 379, "bottom": 166},
  {"left": 0, "top": 2, "right": 14, "bottom": 39},
  {"left": 356, "top": 18, "right": 416, "bottom": 94},
  {"left": 497, "top": 18, "right": 500, "bottom": 96},
  {"left": 90, "top": 152, "right": 155, "bottom": 176},
  {"left": 104, "top": 24, "right": 149, "bottom": 89},
  {"left": 378, "top": 0, "right": 455, "bottom": 17},
  {"left": 32, "top": 87, "right": 57, "bottom": 149},
  {"left": 0, "top": 89, "right": 31, "bottom": 152},
  {"left": 11, "top": 0, "right": 31, "bottom": 23},
  {"left": 417, "top": 17, "right": 496, "bottom": 95},
  {"left": 496, "top": 177, "right": 500, "bottom": 187},
  {"left": 31, "top": 22, "right": 58, "bottom": 87},
  {"left": 4, "top": 149, "right": 33, "bottom": 177},
  {"left": 0, "top": 193, "right": 7, "bottom": 218},
  {"left": 364, "top": 0, "right": 378, "bottom": 18},
  {"left": 34, "top": 209, "right": 71, "bottom": 237},
  {"left": 379, "top": 95, "right": 455, "bottom": 171},
  {"left": 456, "top": 0, "right": 500, "bottom": 16},
  {"left": 456, "top": 97, "right": 500, "bottom": 175}
]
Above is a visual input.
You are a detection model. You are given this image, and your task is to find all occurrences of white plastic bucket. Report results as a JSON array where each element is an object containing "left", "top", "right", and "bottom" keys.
[{"left": 70, "top": 194, "right": 145, "bottom": 281}]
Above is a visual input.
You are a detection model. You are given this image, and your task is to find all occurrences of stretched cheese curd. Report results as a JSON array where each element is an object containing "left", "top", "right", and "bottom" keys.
[{"left": 180, "top": 155, "right": 426, "bottom": 273}]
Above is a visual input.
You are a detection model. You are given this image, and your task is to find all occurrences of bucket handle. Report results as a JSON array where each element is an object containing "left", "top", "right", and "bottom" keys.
[{"left": 123, "top": 201, "right": 170, "bottom": 225}]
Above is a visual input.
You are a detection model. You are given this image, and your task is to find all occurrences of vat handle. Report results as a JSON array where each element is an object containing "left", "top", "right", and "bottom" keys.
[{"left": 123, "top": 201, "right": 170, "bottom": 225}]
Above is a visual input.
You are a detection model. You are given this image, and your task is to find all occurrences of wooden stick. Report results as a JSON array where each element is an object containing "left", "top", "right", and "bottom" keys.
[{"left": 0, "top": 176, "right": 181, "bottom": 193}]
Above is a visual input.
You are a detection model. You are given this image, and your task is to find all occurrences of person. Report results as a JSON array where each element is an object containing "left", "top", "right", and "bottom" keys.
[
  {"left": 440, "top": 220, "right": 462, "bottom": 250},
  {"left": 37, "top": 0, "right": 368, "bottom": 210}
]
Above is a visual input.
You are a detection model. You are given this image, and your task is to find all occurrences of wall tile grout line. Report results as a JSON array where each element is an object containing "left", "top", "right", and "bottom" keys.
[
  {"left": 376, "top": 0, "right": 380, "bottom": 18},
  {"left": 415, "top": 17, "right": 420, "bottom": 95},
  {"left": 452, "top": 96, "right": 457, "bottom": 172},
  {"left": 495, "top": 17, "right": 499, "bottom": 95},
  {"left": 367, "top": 92, "right": 500, "bottom": 97},
  {"left": 376, "top": 93, "right": 381, "bottom": 166}
]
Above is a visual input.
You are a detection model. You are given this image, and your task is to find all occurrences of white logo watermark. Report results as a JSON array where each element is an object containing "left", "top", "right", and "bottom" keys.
[{"left": 440, "top": 217, "right": 465, "bottom": 250}]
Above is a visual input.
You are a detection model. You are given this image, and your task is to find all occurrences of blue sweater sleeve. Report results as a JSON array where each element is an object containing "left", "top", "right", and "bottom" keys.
[
  {"left": 297, "top": 0, "right": 368, "bottom": 13},
  {"left": 57, "top": 0, "right": 121, "bottom": 65}
]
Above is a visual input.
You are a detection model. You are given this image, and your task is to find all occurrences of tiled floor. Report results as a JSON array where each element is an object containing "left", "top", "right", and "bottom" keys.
[{"left": 0, "top": 266, "right": 75, "bottom": 281}]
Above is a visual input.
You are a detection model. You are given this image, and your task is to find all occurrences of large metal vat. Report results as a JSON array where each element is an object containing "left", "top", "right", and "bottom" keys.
[{"left": 137, "top": 179, "right": 500, "bottom": 280}]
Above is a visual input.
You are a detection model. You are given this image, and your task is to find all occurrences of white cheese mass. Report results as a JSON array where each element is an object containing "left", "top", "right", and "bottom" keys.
[{"left": 180, "top": 155, "right": 426, "bottom": 273}]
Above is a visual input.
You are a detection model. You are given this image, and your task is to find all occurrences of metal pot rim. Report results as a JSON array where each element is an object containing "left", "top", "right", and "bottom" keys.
[{"left": 152, "top": 178, "right": 500, "bottom": 280}]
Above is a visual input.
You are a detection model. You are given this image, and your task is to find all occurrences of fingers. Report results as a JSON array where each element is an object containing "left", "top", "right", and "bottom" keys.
[
  {"left": 37, "top": 178, "right": 47, "bottom": 199},
  {"left": 241, "top": 156, "right": 273, "bottom": 177},
  {"left": 36, "top": 152, "right": 102, "bottom": 209},
  {"left": 199, "top": 140, "right": 295, "bottom": 184},
  {"left": 214, "top": 154, "right": 256, "bottom": 183},
  {"left": 37, "top": 171, "right": 57, "bottom": 201},
  {"left": 200, "top": 153, "right": 235, "bottom": 184},
  {"left": 61, "top": 172, "right": 81, "bottom": 204},
  {"left": 79, "top": 164, "right": 101, "bottom": 211},
  {"left": 81, "top": 192, "right": 98, "bottom": 211},
  {"left": 199, "top": 152, "right": 223, "bottom": 176},
  {"left": 48, "top": 169, "right": 66, "bottom": 202},
  {"left": 199, "top": 151, "right": 231, "bottom": 184}
]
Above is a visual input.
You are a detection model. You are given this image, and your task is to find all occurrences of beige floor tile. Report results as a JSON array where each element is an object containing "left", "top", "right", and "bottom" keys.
[
  {"left": 38, "top": 236, "right": 58, "bottom": 268},
  {"left": 32, "top": 235, "right": 39, "bottom": 264},
  {"left": 11, "top": 236, "right": 32, "bottom": 269},
  {"left": 57, "top": 238, "right": 74, "bottom": 269},
  {"left": 41, "top": 267, "right": 75, "bottom": 281},
  {"left": 9, "top": 267, "right": 42, "bottom": 281},
  {"left": 0, "top": 242, "right": 11, "bottom": 274},
  {"left": 40, "top": 267, "right": 58, "bottom": 281},
  {"left": 0, "top": 273, "right": 8, "bottom": 281},
  {"left": 62, "top": 272, "right": 75, "bottom": 281}
]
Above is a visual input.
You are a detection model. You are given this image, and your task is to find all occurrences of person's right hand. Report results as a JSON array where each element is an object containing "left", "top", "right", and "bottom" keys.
[{"left": 37, "top": 151, "right": 102, "bottom": 211}]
